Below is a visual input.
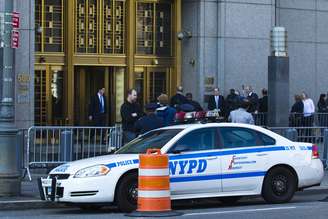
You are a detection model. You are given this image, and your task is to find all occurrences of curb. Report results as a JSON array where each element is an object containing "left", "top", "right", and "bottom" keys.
[{"left": 0, "top": 199, "right": 67, "bottom": 211}]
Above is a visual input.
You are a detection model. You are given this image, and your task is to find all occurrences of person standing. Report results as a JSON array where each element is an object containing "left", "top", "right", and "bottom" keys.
[
  {"left": 302, "top": 92, "right": 315, "bottom": 125},
  {"left": 135, "top": 103, "right": 164, "bottom": 136},
  {"left": 228, "top": 100, "right": 254, "bottom": 124},
  {"left": 289, "top": 94, "right": 304, "bottom": 127},
  {"left": 186, "top": 92, "right": 203, "bottom": 112},
  {"left": 207, "top": 87, "right": 225, "bottom": 113},
  {"left": 225, "top": 89, "right": 240, "bottom": 116},
  {"left": 302, "top": 92, "right": 315, "bottom": 142},
  {"left": 258, "top": 88, "right": 268, "bottom": 126},
  {"left": 156, "top": 94, "right": 176, "bottom": 126},
  {"left": 317, "top": 94, "right": 328, "bottom": 127},
  {"left": 120, "top": 89, "right": 143, "bottom": 144},
  {"left": 88, "top": 87, "right": 107, "bottom": 126},
  {"left": 170, "top": 86, "right": 188, "bottom": 109},
  {"left": 245, "top": 85, "right": 259, "bottom": 113}
]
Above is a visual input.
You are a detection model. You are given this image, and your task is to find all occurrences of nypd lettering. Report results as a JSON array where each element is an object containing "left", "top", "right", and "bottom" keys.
[{"left": 169, "top": 159, "right": 207, "bottom": 175}]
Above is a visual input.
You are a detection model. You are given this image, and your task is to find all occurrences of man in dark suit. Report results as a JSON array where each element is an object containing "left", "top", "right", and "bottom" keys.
[
  {"left": 88, "top": 87, "right": 107, "bottom": 126},
  {"left": 258, "top": 88, "right": 268, "bottom": 113},
  {"left": 257, "top": 88, "right": 268, "bottom": 126},
  {"left": 208, "top": 87, "right": 225, "bottom": 114},
  {"left": 245, "top": 85, "right": 259, "bottom": 113}
]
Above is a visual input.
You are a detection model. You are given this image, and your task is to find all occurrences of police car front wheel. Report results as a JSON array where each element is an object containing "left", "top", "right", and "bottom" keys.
[
  {"left": 262, "top": 167, "right": 297, "bottom": 204},
  {"left": 116, "top": 172, "right": 138, "bottom": 212}
]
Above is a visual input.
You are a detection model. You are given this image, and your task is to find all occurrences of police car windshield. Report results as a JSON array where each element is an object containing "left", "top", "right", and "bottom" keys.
[{"left": 115, "top": 129, "right": 183, "bottom": 154}]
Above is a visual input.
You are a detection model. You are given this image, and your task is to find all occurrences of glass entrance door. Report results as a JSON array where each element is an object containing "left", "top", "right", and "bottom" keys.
[
  {"left": 134, "top": 67, "right": 170, "bottom": 106},
  {"left": 34, "top": 68, "right": 48, "bottom": 126},
  {"left": 75, "top": 66, "right": 113, "bottom": 126},
  {"left": 35, "top": 66, "right": 64, "bottom": 126}
]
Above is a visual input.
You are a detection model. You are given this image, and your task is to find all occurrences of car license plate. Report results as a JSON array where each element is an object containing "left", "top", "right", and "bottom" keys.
[
  {"left": 41, "top": 178, "right": 52, "bottom": 187},
  {"left": 47, "top": 187, "right": 52, "bottom": 195}
]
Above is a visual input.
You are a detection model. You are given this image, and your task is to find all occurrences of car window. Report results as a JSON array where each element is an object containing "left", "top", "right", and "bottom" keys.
[
  {"left": 116, "top": 129, "right": 183, "bottom": 154},
  {"left": 170, "top": 128, "right": 218, "bottom": 152},
  {"left": 219, "top": 127, "right": 259, "bottom": 148},
  {"left": 258, "top": 132, "right": 276, "bottom": 145}
]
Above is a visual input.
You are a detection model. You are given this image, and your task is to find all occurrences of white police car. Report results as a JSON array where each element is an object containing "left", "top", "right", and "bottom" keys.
[{"left": 40, "top": 123, "right": 324, "bottom": 212}]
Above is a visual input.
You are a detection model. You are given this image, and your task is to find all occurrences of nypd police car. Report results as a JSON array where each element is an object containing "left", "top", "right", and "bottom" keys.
[{"left": 40, "top": 123, "right": 324, "bottom": 212}]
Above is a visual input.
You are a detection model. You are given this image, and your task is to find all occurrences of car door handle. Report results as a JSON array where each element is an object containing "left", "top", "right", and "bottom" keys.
[
  {"left": 256, "top": 153, "right": 268, "bottom": 156},
  {"left": 206, "top": 156, "right": 218, "bottom": 160}
]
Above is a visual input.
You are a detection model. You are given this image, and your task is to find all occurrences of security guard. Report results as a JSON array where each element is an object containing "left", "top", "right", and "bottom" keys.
[{"left": 134, "top": 103, "right": 164, "bottom": 135}]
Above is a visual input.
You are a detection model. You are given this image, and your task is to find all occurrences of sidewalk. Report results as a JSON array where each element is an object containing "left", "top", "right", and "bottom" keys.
[{"left": 1, "top": 170, "right": 328, "bottom": 211}]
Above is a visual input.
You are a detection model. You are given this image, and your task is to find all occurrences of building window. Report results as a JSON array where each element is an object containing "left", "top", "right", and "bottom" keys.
[
  {"left": 103, "top": 0, "right": 126, "bottom": 54},
  {"left": 155, "top": 3, "right": 171, "bottom": 56},
  {"left": 35, "top": 0, "right": 64, "bottom": 53},
  {"left": 136, "top": 1, "right": 172, "bottom": 56},
  {"left": 136, "top": 3, "right": 154, "bottom": 54},
  {"left": 75, "top": 0, "right": 98, "bottom": 53}
]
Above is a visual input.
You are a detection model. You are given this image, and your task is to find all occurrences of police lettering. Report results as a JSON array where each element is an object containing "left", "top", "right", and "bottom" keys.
[
  {"left": 54, "top": 164, "right": 69, "bottom": 173},
  {"left": 169, "top": 159, "right": 207, "bottom": 175},
  {"left": 117, "top": 160, "right": 133, "bottom": 166}
]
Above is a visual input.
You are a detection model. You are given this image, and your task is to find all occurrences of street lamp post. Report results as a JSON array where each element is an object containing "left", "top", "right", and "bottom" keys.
[
  {"left": 0, "top": 0, "right": 20, "bottom": 196},
  {"left": 268, "top": 27, "right": 290, "bottom": 127}
]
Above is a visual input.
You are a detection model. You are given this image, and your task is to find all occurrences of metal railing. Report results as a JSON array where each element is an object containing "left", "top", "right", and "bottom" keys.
[
  {"left": 25, "top": 125, "right": 123, "bottom": 180},
  {"left": 252, "top": 112, "right": 328, "bottom": 127},
  {"left": 269, "top": 127, "right": 328, "bottom": 167}
]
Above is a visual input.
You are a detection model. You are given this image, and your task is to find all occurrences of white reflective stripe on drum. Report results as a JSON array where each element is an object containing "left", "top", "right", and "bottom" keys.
[
  {"left": 139, "top": 168, "right": 169, "bottom": 176},
  {"left": 138, "top": 190, "right": 171, "bottom": 198}
]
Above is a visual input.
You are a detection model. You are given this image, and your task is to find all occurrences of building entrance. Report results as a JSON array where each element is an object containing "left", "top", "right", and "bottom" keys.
[{"left": 74, "top": 66, "right": 125, "bottom": 126}]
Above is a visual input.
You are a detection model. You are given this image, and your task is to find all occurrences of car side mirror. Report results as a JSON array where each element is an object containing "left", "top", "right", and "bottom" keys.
[{"left": 171, "top": 144, "right": 189, "bottom": 154}]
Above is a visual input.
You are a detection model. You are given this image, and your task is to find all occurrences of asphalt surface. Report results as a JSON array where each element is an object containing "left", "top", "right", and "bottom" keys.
[
  {"left": 1, "top": 190, "right": 328, "bottom": 219},
  {"left": 0, "top": 170, "right": 327, "bottom": 218}
]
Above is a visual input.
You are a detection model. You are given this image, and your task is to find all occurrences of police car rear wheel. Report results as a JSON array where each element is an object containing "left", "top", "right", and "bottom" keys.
[
  {"left": 116, "top": 172, "right": 138, "bottom": 213},
  {"left": 262, "top": 167, "right": 296, "bottom": 204}
]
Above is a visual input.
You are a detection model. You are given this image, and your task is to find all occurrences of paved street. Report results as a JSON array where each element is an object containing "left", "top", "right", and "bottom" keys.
[{"left": 1, "top": 190, "right": 328, "bottom": 219}]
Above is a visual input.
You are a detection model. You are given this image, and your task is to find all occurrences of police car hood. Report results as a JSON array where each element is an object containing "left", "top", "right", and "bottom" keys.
[{"left": 50, "top": 154, "right": 139, "bottom": 174}]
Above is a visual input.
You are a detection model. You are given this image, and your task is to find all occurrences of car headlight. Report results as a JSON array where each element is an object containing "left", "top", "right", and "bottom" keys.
[{"left": 74, "top": 165, "right": 110, "bottom": 178}]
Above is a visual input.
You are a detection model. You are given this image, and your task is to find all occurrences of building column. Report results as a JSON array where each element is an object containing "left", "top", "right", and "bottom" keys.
[
  {"left": 66, "top": 0, "right": 75, "bottom": 125},
  {"left": 173, "top": 0, "right": 182, "bottom": 93},
  {"left": 127, "top": 0, "right": 135, "bottom": 89},
  {"left": 0, "top": 0, "right": 19, "bottom": 196}
]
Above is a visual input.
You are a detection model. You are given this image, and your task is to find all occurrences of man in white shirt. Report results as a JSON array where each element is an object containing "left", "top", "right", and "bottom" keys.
[
  {"left": 302, "top": 92, "right": 315, "bottom": 118},
  {"left": 228, "top": 100, "right": 254, "bottom": 125},
  {"left": 301, "top": 92, "right": 315, "bottom": 142}
]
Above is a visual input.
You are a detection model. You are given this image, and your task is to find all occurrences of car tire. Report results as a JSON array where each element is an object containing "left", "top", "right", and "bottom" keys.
[
  {"left": 262, "top": 167, "right": 297, "bottom": 204},
  {"left": 218, "top": 196, "right": 241, "bottom": 205},
  {"left": 116, "top": 172, "right": 138, "bottom": 213}
]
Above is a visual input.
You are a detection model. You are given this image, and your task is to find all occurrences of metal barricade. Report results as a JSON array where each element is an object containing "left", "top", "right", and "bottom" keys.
[
  {"left": 252, "top": 113, "right": 328, "bottom": 127},
  {"left": 269, "top": 127, "right": 327, "bottom": 167},
  {"left": 25, "top": 125, "right": 123, "bottom": 180}
]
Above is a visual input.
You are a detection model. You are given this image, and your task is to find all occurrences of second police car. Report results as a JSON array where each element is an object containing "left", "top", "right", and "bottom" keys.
[{"left": 40, "top": 123, "right": 324, "bottom": 212}]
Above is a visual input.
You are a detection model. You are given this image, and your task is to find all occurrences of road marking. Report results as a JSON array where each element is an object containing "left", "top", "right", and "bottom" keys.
[
  {"left": 183, "top": 206, "right": 296, "bottom": 216},
  {"left": 0, "top": 200, "right": 43, "bottom": 204}
]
